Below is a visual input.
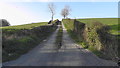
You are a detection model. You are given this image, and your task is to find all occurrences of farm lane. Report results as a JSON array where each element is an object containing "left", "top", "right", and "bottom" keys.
[
  {"left": 3, "top": 23, "right": 117, "bottom": 66},
  {"left": 56, "top": 23, "right": 117, "bottom": 66},
  {"left": 3, "top": 25, "right": 60, "bottom": 66}
]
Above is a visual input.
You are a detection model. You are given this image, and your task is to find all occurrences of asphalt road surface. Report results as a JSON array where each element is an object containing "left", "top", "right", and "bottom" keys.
[{"left": 3, "top": 24, "right": 117, "bottom": 66}]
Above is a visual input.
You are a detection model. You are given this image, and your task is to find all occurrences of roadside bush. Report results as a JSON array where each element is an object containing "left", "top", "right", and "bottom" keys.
[
  {"left": 82, "top": 21, "right": 118, "bottom": 60},
  {"left": 85, "top": 21, "right": 103, "bottom": 51},
  {"left": 97, "top": 26, "right": 118, "bottom": 59}
]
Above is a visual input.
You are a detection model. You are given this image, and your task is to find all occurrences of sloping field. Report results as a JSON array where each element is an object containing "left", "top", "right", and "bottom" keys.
[
  {"left": 1, "top": 22, "right": 48, "bottom": 29},
  {"left": 77, "top": 18, "right": 119, "bottom": 35}
]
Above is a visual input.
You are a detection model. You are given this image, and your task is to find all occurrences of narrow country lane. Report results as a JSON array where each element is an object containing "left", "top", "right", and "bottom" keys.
[
  {"left": 52, "top": 23, "right": 117, "bottom": 66},
  {"left": 3, "top": 25, "right": 60, "bottom": 66},
  {"left": 3, "top": 23, "right": 117, "bottom": 66}
]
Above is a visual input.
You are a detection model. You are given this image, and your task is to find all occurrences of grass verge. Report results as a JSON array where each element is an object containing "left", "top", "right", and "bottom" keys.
[{"left": 55, "top": 25, "right": 63, "bottom": 49}]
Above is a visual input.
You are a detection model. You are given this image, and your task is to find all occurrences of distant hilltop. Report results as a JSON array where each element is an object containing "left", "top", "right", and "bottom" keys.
[{"left": 0, "top": 19, "right": 10, "bottom": 27}]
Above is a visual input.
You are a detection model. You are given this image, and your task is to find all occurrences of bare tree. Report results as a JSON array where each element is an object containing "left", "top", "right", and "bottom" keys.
[
  {"left": 48, "top": 3, "right": 55, "bottom": 21},
  {"left": 61, "top": 5, "right": 71, "bottom": 19}
]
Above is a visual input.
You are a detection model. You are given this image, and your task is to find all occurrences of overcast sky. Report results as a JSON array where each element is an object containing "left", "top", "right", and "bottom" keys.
[{"left": 0, "top": 0, "right": 119, "bottom": 25}]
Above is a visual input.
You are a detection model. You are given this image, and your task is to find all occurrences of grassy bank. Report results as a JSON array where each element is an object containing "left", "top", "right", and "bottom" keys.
[
  {"left": 62, "top": 18, "right": 119, "bottom": 60},
  {"left": 2, "top": 22, "right": 48, "bottom": 36},
  {"left": 2, "top": 22, "right": 57, "bottom": 62}
]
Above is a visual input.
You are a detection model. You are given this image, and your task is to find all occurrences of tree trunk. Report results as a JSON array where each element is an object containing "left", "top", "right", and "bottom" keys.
[
  {"left": 64, "top": 15, "right": 65, "bottom": 19},
  {"left": 52, "top": 15, "right": 53, "bottom": 21},
  {"left": 52, "top": 14, "right": 53, "bottom": 24}
]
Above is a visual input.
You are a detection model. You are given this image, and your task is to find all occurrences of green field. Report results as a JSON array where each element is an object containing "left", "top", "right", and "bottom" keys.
[
  {"left": 1, "top": 22, "right": 48, "bottom": 29},
  {"left": 77, "top": 18, "right": 119, "bottom": 35}
]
